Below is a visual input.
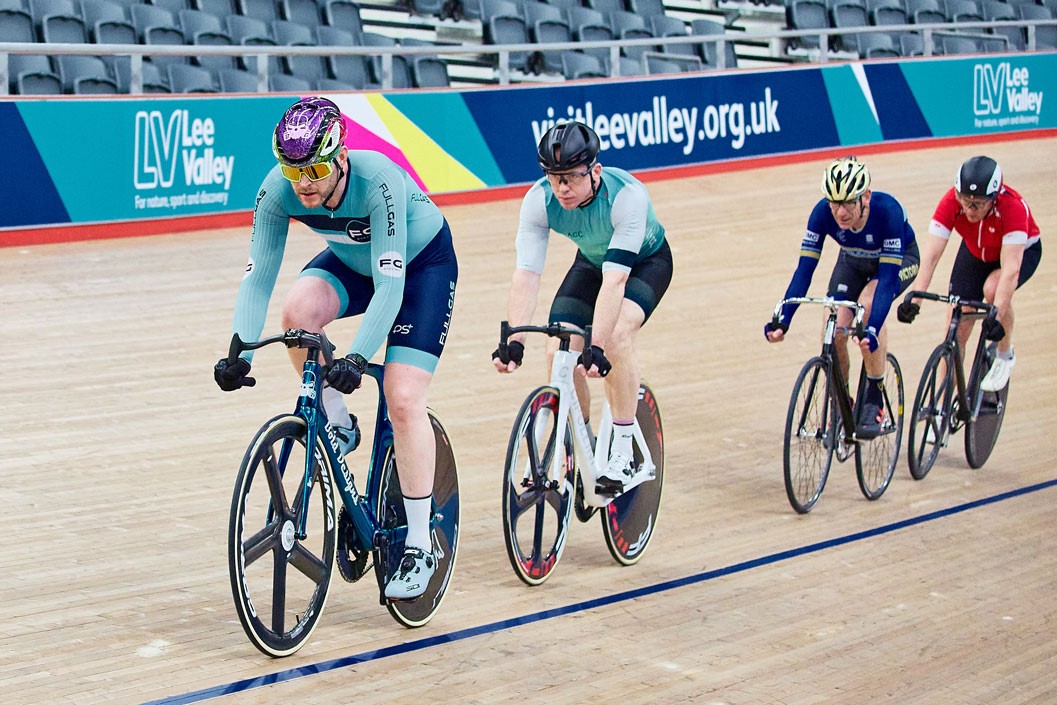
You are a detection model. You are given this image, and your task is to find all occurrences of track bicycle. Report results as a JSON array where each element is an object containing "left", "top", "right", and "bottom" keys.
[
  {"left": 772, "top": 297, "right": 904, "bottom": 513},
  {"left": 497, "top": 321, "right": 664, "bottom": 586},
  {"left": 901, "top": 291, "right": 1008, "bottom": 478},
  {"left": 224, "top": 329, "right": 459, "bottom": 657}
]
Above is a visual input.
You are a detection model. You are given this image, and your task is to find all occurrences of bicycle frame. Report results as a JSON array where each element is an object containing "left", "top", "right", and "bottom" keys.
[
  {"left": 904, "top": 291, "right": 997, "bottom": 426},
  {"left": 229, "top": 331, "right": 400, "bottom": 558},
  {"left": 773, "top": 296, "right": 866, "bottom": 438},
  {"left": 500, "top": 322, "right": 658, "bottom": 509}
]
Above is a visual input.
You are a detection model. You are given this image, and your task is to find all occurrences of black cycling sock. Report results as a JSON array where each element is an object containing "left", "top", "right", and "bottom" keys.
[{"left": 865, "top": 376, "right": 884, "bottom": 406}]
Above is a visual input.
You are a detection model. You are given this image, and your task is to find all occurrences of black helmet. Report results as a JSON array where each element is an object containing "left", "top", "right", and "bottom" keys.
[
  {"left": 537, "top": 122, "right": 599, "bottom": 172},
  {"left": 956, "top": 156, "right": 1002, "bottom": 198}
]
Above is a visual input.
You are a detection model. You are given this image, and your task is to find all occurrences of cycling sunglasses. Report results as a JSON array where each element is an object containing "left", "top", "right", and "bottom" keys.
[{"left": 279, "top": 161, "right": 335, "bottom": 183}]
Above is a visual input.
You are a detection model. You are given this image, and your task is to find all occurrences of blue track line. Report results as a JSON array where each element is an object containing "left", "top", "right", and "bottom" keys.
[{"left": 145, "top": 478, "right": 1057, "bottom": 705}]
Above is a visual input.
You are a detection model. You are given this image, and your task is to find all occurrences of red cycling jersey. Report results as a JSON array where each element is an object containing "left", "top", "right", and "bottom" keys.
[{"left": 928, "top": 185, "right": 1040, "bottom": 263}]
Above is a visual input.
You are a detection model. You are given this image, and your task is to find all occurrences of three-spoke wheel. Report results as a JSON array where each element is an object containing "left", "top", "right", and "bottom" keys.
[
  {"left": 501, "top": 386, "right": 575, "bottom": 586},
  {"left": 228, "top": 415, "right": 337, "bottom": 658},
  {"left": 907, "top": 344, "right": 956, "bottom": 480}
]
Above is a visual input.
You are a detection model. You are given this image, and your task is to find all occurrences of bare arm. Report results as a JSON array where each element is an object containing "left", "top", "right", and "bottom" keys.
[
  {"left": 590, "top": 269, "right": 629, "bottom": 352},
  {"left": 993, "top": 242, "right": 1024, "bottom": 314},
  {"left": 911, "top": 231, "right": 951, "bottom": 294},
  {"left": 494, "top": 268, "right": 543, "bottom": 373}
]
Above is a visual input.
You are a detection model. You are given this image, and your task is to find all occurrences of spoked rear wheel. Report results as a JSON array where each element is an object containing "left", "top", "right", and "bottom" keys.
[
  {"left": 377, "top": 410, "right": 460, "bottom": 627},
  {"left": 228, "top": 415, "right": 337, "bottom": 657},
  {"left": 602, "top": 383, "right": 664, "bottom": 566},
  {"left": 855, "top": 353, "right": 904, "bottom": 500},
  {"left": 502, "top": 386, "right": 575, "bottom": 585},
  {"left": 783, "top": 357, "right": 835, "bottom": 513},
  {"left": 907, "top": 344, "right": 955, "bottom": 480},
  {"left": 965, "top": 342, "right": 1009, "bottom": 469}
]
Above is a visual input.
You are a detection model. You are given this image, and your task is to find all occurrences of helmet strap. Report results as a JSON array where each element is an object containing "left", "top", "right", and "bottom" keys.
[
  {"left": 576, "top": 165, "right": 601, "bottom": 209},
  {"left": 321, "top": 160, "right": 345, "bottom": 211}
]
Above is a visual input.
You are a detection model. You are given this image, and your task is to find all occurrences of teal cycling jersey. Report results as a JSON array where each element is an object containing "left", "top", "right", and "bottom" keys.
[
  {"left": 232, "top": 150, "right": 445, "bottom": 362},
  {"left": 516, "top": 166, "right": 666, "bottom": 273}
]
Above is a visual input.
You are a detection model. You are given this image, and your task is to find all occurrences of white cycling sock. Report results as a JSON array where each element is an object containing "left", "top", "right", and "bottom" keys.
[
  {"left": 998, "top": 347, "right": 1015, "bottom": 361},
  {"left": 322, "top": 386, "right": 353, "bottom": 429},
  {"left": 612, "top": 420, "right": 634, "bottom": 457},
  {"left": 403, "top": 495, "right": 433, "bottom": 553}
]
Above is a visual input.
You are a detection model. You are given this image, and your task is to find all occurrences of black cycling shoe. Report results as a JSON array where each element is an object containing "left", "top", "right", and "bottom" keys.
[{"left": 856, "top": 402, "right": 884, "bottom": 439}]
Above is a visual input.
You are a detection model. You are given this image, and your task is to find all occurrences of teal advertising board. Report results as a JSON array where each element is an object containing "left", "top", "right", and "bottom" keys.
[{"left": 1, "top": 53, "right": 1053, "bottom": 233}]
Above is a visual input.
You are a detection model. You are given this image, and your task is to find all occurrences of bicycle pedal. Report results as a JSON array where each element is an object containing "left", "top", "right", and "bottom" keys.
[{"left": 594, "top": 477, "right": 623, "bottom": 497}]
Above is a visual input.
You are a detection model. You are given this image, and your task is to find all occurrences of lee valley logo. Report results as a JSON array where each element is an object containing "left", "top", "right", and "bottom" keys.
[
  {"left": 973, "top": 62, "right": 1044, "bottom": 128},
  {"left": 133, "top": 109, "right": 235, "bottom": 209}
]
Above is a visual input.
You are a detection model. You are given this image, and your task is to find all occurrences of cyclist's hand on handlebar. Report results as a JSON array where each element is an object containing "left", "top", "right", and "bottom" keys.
[
  {"left": 492, "top": 340, "right": 524, "bottom": 373},
  {"left": 982, "top": 315, "right": 1006, "bottom": 342},
  {"left": 764, "top": 320, "right": 788, "bottom": 342},
  {"left": 897, "top": 301, "right": 920, "bottom": 324},
  {"left": 214, "top": 357, "right": 254, "bottom": 392},
  {"left": 327, "top": 353, "right": 368, "bottom": 394},
  {"left": 577, "top": 344, "right": 611, "bottom": 377},
  {"left": 855, "top": 327, "right": 879, "bottom": 353}
]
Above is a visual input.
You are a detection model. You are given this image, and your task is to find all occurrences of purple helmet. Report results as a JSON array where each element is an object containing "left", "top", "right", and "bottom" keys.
[{"left": 272, "top": 97, "right": 347, "bottom": 168}]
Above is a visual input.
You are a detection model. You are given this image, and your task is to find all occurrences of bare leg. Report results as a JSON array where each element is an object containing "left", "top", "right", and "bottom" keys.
[
  {"left": 982, "top": 270, "right": 1015, "bottom": 355},
  {"left": 603, "top": 301, "right": 646, "bottom": 422},
  {"left": 281, "top": 276, "right": 341, "bottom": 371},
  {"left": 383, "top": 362, "right": 436, "bottom": 499}
]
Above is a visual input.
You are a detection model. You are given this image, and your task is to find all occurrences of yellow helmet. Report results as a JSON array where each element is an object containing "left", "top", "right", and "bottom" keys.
[{"left": 821, "top": 157, "right": 871, "bottom": 201}]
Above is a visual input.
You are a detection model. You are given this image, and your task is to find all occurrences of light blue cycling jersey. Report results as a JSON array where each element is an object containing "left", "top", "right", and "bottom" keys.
[
  {"left": 232, "top": 150, "right": 445, "bottom": 362},
  {"left": 516, "top": 166, "right": 666, "bottom": 273}
]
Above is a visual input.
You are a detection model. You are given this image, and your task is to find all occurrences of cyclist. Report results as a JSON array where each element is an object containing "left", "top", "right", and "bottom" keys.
[
  {"left": 213, "top": 97, "right": 459, "bottom": 600},
  {"left": 898, "top": 156, "right": 1041, "bottom": 392},
  {"left": 492, "top": 121, "right": 673, "bottom": 495},
  {"left": 765, "top": 156, "right": 919, "bottom": 438}
]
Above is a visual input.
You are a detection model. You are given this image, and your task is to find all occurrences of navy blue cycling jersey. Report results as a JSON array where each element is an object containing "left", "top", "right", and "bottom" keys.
[{"left": 778, "top": 191, "right": 916, "bottom": 334}]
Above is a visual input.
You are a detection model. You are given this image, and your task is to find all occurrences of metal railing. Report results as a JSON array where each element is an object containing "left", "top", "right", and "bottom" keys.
[{"left": 2, "top": 18, "right": 1056, "bottom": 95}]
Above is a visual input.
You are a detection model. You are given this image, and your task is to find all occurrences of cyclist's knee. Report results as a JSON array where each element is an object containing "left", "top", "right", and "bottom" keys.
[
  {"left": 383, "top": 366, "right": 430, "bottom": 422},
  {"left": 282, "top": 279, "right": 339, "bottom": 329}
]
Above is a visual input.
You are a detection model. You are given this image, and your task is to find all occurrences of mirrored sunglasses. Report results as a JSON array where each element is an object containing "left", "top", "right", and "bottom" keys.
[{"left": 280, "top": 161, "right": 335, "bottom": 182}]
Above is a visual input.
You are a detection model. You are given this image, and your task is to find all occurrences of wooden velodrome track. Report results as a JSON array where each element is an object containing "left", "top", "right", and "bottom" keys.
[{"left": 1, "top": 136, "right": 1054, "bottom": 705}]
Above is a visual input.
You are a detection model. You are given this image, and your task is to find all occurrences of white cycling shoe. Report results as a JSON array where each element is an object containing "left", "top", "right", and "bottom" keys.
[
  {"left": 595, "top": 451, "right": 636, "bottom": 495},
  {"left": 384, "top": 547, "right": 435, "bottom": 600},
  {"left": 980, "top": 352, "right": 1015, "bottom": 392}
]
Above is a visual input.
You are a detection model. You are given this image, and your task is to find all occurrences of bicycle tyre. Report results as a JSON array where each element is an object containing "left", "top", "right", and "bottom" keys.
[
  {"left": 228, "top": 415, "right": 337, "bottom": 657},
  {"left": 964, "top": 342, "right": 1009, "bottom": 469},
  {"left": 855, "top": 352, "right": 903, "bottom": 500},
  {"left": 602, "top": 383, "right": 664, "bottom": 566},
  {"left": 502, "top": 386, "right": 575, "bottom": 585},
  {"left": 783, "top": 357, "right": 835, "bottom": 513},
  {"left": 907, "top": 344, "right": 955, "bottom": 480},
  {"left": 378, "top": 409, "right": 460, "bottom": 627}
]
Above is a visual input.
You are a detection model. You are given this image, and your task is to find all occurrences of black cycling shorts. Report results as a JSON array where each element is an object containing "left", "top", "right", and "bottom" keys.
[
  {"left": 948, "top": 239, "right": 1042, "bottom": 302},
  {"left": 826, "top": 239, "right": 920, "bottom": 302},
  {"left": 549, "top": 239, "right": 673, "bottom": 329}
]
